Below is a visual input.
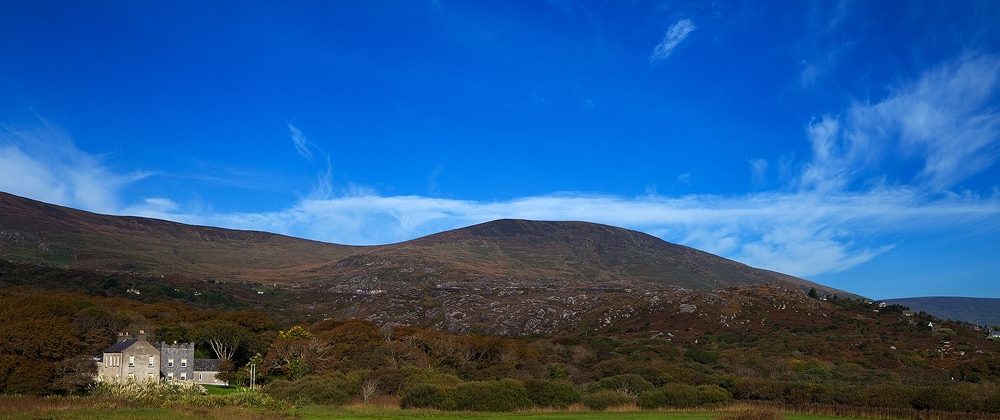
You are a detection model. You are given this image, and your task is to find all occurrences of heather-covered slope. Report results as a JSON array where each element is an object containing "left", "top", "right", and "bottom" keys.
[
  {"left": 0, "top": 192, "right": 356, "bottom": 283},
  {"left": 0, "top": 191, "right": 860, "bottom": 334},
  {"left": 0, "top": 192, "right": 846, "bottom": 293}
]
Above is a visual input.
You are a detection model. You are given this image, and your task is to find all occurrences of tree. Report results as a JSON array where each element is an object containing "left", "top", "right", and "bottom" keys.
[
  {"left": 154, "top": 324, "right": 190, "bottom": 344},
  {"left": 49, "top": 356, "right": 95, "bottom": 395},
  {"left": 193, "top": 321, "right": 250, "bottom": 361},
  {"left": 265, "top": 326, "right": 331, "bottom": 379},
  {"left": 808, "top": 287, "right": 819, "bottom": 299},
  {"left": 361, "top": 378, "right": 378, "bottom": 403}
]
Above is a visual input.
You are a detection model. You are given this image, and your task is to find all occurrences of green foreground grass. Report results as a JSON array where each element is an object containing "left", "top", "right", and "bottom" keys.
[{"left": 203, "top": 385, "right": 243, "bottom": 396}]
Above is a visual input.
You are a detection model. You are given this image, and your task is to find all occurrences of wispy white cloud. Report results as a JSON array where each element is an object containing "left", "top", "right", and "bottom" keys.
[
  {"left": 123, "top": 197, "right": 178, "bottom": 215},
  {"left": 287, "top": 123, "right": 313, "bottom": 160},
  {"left": 800, "top": 54, "right": 1000, "bottom": 192},
  {"left": 650, "top": 19, "right": 695, "bottom": 63},
  {"left": 748, "top": 159, "right": 768, "bottom": 188},
  {"left": 137, "top": 189, "right": 998, "bottom": 277},
  {"left": 676, "top": 171, "right": 692, "bottom": 186},
  {"left": 0, "top": 122, "right": 147, "bottom": 214}
]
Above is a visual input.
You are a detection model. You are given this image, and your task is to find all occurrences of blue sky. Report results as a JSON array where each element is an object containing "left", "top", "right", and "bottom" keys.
[{"left": 1, "top": 1, "right": 999, "bottom": 299}]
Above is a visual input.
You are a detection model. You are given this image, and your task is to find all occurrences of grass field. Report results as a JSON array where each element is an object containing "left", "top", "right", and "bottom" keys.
[{"left": 203, "top": 385, "right": 243, "bottom": 396}]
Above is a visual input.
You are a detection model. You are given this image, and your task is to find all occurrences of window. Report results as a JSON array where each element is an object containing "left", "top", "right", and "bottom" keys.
[
  {"left": 148, "top": 356, "right": 155, "bottom": 367},
  {"left": 148, "top": 373, "right": 155, "bottom": 380},
  {"left": 127, "top": 373, "right": 135, "bottom": 380},
  {"left": 167, "top": 372, "right": 174, "bottom": 381},
  {"left": 180, "top": 372, "right": 186, "bottom": 381},
  {"left": 198, "top": 373, "right": 203, "bottom": 381},
  {"left": 180, "top": 358, "right": 187, "bottom": 367},
  {"left": 128, "top": 355, "right": 135, "bottom": 367},
  {"left": 168, "top": 358, "right": 174, "bottom": 367}
]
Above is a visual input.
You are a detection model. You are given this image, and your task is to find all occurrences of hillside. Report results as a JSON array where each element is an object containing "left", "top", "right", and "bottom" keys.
[
  {"left": 885, "top": 297, "right": 1000, "bottom": 326},
  {"left": 0, "top": 191, "right": 856, "bottom": 334}
]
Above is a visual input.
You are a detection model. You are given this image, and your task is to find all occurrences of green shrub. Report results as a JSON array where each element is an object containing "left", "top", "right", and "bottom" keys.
[
  {"left": 401, "top": 380, "right": 532, "bottom": 412},
  {"left": 90, "top": 382, "right": 290, "bottom": 411},
  {"left": 371, "top": 366, "right": 461, "bottom": 395},
  {"left": 782, "top": 382, "right": 834, "bottom": 405},
  {"left": 524, "top": 379, "right": 580, "bottom": 408},
  {"left": 638, "top": 384, "right": 694, "bottom": 408},
  {"left": 547, "top": 363, "right": 569, "bottom": 380},
  {"left": 685, "top": 348, "right": 720, "bottom": 364},
  {"left": 581, "top": 390, "right": 636, "bottom": 410},
  {"left": 639, "top": 384, "right": 732, "bottom": 408},
  {"left": 447, "top": 379, "right": 532, "bottom": 412},
  {"left": 911, "top": 385, "right": 962, "bottom": 411},
  {"left": 400, "top": 383, "right": 447, "bottom": 409},
  {"left": 587, "top": 374, "right": 654, "bottom": 395},
  {"left": 263, "top": 374, "right": 356, "bottom": 405},
  {"left": 696, "top": 384, "right": 732, "bottom": 405}
]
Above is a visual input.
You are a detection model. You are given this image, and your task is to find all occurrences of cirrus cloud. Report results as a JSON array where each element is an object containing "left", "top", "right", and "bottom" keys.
[{"left": 650, "top": 19, "right": 696, "bottom": 63}]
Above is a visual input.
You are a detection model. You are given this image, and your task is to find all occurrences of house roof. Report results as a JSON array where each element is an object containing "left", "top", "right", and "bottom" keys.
[
  {"left": 194, "top": 358, "right": 222, "bottom": 371},
  {"left": 103, "top": 339, "right": 140, "bottom": 353}
]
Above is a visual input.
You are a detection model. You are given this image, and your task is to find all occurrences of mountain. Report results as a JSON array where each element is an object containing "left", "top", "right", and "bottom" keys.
[
  {"left": 0, "top": 191, "right": 356, "bottom": 283},
  {"left": 885, "top": 297, "right": 1000, "bottom": 327},
  {"left": 0, "top": 191, "right": 857, "bottom": 334}
]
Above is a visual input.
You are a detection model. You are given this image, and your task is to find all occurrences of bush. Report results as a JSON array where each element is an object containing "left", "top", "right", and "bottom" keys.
[
  {"left": 587, "top": 374, "right": 654, "bottom": 396},
  {"left": 401, "top": 380, "right": 532, "bottom": 412},
  {"left": 371, "top": 366, "right": 461, "bottom": 395},
  {"left": 685, "top": 348, "right": 720, "bottom": 364},
  {"left": 911, "top": 385, "right": 959, "bottom": 411},
  {"left": 90, "top": 382, "right": 290, "bottom": 410},
  {"left": 524, "top": 379, "right": 580, "bottom": 408},
  {"left": 400, "top": 383, "right": 447, "bottom": 409},
  {"left": 547, "top": 363, "right": 570, "bottom": 380},
  {"left": 638, "top": 384, "right": 731, "bottom": 408},
  {"left": 262, "top": 374, "right": 356, "bottom": 405},
  {"left": 448, "top": 379, "right": 532, "bottom": 412},
  {"left": 581, "top": 390, "right": 636, "bottom": 410}
]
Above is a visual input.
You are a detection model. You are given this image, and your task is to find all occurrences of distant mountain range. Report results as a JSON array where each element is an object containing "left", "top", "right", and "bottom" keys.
[
  {"left": 885, "top": 297, "right": 1000, "bottom": 327},
  {"left": 0, "top": 191, "right": 860, "bottom": 334}
]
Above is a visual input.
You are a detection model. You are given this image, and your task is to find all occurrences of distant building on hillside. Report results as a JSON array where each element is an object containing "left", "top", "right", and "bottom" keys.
[
  {"left": 989, "top": 329, "right": 1000, "bottom": 340},
  {"left": 94, "top": 332, "right": 227, "bottom": 385}
]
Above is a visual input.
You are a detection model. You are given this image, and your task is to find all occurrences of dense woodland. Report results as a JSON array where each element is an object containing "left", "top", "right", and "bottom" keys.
[{"left": 1, "top": 260, "right": 999, "bottom": 414}]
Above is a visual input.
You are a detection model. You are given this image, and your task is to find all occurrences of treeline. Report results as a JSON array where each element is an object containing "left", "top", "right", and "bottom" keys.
[{"left": 1, "top": 286, "right": 999, "bottom": 414}]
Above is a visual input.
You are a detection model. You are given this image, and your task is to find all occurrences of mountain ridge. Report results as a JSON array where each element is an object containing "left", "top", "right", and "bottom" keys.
[
  {"left": 0, "top": 191, "right": 861, "bottom": 334},
  {"left": 0, "top": 191, "right": 849, "bottom": 294},
  {"left": 884, "top": 296, "right": 1000, "bottom": 326}
]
